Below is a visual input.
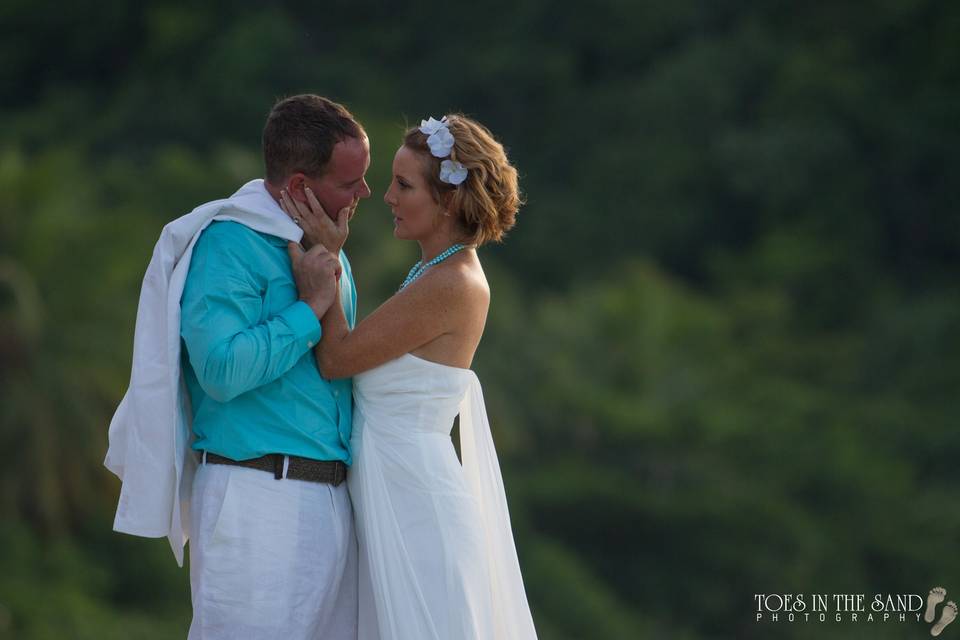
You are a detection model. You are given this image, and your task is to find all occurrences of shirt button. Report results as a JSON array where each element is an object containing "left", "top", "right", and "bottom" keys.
[
  {"left": 307, "top": 341, "right": 315, "bottom": 348},
  {"left": 334, "top": 390, "right": 340, "bottom": 397}
]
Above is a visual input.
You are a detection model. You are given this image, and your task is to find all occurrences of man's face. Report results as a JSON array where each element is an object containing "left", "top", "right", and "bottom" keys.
[{"left": 304, "top": 136, "right": 372, "bottom": 220}]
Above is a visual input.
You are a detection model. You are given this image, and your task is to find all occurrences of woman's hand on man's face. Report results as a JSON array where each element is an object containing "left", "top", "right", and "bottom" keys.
[{"left": 279, "top": 187, "right": 351, "bottom": 254}]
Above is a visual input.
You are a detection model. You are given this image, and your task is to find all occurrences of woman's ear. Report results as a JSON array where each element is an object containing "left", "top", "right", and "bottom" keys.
[{"left": 438, "top": 189, "right": 455, "bottom": 211}]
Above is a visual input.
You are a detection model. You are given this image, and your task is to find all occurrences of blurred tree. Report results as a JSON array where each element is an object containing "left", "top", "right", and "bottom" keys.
[{"left": 1, "top": 0, "right": 958, "bottom": 638}]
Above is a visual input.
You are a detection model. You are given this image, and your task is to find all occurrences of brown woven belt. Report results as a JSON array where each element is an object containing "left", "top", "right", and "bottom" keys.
[{"left": 202, "top": 451, "right": 346, "bottom": 486}]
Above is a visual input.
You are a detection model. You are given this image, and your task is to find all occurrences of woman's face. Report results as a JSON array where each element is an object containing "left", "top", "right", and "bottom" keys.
[{"left": 383, "top": 146, "right": 445, "bottom": 240}]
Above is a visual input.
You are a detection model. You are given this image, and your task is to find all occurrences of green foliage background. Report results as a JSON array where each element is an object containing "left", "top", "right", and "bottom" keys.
[{"left": 1, "top": 1, "right": 958, "bottom": 638}]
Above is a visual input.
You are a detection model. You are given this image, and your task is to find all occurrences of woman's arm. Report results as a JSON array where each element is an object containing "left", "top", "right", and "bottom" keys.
[{"left": 316, "top": 266, "right": 472, "bottom": 379}]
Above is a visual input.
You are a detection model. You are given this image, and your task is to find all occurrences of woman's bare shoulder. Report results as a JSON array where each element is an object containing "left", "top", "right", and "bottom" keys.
[{"left": 417, "top": 253, "right": 489, "bottom": 309}]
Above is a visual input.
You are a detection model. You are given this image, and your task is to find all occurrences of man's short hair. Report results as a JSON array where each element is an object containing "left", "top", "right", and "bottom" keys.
[{"left": 262, "top": 95, "right": 365, "bottom": 184}]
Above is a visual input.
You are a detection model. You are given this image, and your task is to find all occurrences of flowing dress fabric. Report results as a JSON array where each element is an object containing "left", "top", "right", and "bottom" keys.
[{"left": 349, "top": 354, "right": 538, "bottom": 640}]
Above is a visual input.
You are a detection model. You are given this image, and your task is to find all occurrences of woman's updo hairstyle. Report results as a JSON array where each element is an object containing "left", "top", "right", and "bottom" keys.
[{"left": 403, "top": 114, "right": 522, "bottom": 246}]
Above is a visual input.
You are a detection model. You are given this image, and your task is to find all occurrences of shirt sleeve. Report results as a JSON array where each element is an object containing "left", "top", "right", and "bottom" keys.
[
  {"left": 180, "top": 222, "right": 321, "bottom": 403},
  {"left": 340, "top": 249, "right": 358, "bottom": 329}
]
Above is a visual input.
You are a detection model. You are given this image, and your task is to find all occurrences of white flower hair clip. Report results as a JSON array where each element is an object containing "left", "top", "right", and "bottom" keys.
[
  {"left": 419, "top": 115, "right": 468, "bottom": 185},
  {"left": 440, "top": 159, "right": 468, "bottom": 185}
]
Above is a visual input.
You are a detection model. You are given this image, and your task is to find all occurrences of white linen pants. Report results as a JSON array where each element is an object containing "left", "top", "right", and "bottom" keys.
[{"left": 188, "top": 459, "right": 358, "bottom": 640}]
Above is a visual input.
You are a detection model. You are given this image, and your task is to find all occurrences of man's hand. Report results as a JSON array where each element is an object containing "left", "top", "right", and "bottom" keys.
[
  {"left": 280, "top": 187, "right": 351, "bottom": 254},
  {"left": 287, "top": 242, "right": 342, "bottom": 319}
]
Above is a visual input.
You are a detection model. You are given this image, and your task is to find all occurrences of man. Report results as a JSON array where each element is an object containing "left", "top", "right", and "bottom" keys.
[{"left": 105, "top": 95, "right": 371, "bottom": 639}]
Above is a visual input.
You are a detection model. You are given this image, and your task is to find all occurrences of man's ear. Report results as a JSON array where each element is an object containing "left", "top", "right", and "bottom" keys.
[{"left": 287, "top": 173, "right": 307, "bottom": 201}]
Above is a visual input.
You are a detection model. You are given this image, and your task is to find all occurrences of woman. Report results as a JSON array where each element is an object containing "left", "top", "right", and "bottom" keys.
[{"left": 280, "top": 114, "right": 538, "bottom": 639}]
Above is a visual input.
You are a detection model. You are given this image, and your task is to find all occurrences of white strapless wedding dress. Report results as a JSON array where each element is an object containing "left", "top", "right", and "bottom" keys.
[{"left": 349, "top": 353, "right": 538, "bottom": 640}]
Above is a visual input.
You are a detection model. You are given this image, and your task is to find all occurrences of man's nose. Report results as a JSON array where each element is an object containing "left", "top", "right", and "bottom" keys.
[{"left": 358, "top": 179, "right": 371, "bottom": 199}]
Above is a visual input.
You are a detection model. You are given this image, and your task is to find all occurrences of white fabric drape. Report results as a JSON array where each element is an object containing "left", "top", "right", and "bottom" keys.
[{"left": 459, "top": 375, "right": 539, "bottom": 640}]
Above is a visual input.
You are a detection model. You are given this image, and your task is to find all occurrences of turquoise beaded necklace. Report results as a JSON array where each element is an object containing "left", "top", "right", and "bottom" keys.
[{"left": 399, "top": 243, "right": 466, "bottom": 290}]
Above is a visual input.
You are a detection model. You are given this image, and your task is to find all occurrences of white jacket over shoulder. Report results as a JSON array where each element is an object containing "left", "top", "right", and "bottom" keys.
[{"left": 104, "top": 179, "right": 302, "bottom": 566}]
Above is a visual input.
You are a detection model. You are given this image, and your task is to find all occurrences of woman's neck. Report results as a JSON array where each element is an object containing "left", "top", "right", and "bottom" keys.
[{"left": 418, "top": 234, "right": 463, "bottom": 264}]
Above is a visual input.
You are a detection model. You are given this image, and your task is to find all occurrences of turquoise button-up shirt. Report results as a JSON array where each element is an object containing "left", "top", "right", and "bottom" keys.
[{"left": 180, "top": 220, "right": 356, "bottom": 464}]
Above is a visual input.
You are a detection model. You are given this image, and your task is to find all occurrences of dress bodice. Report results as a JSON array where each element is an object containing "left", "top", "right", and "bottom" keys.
[{"left": 353, "top": 353, "right": 474, "bottom": 438}]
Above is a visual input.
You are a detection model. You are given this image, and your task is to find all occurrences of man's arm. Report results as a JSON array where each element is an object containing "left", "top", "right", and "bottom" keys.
[{"left": 180, "top": 222, "right": 336, "bottom": 402}]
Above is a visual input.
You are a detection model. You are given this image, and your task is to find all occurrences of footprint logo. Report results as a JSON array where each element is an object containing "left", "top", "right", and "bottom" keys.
[
  {"left": 932, "top": 601, "right": 958, "bottom": 637},
  {"left": 928, "top": 588, "right": 948, "bottom": 624}
]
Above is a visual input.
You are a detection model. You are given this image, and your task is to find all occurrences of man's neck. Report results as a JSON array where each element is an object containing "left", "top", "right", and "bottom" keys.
[{"left": 262, "top": 179, "right": 283, "bottom": 205}]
